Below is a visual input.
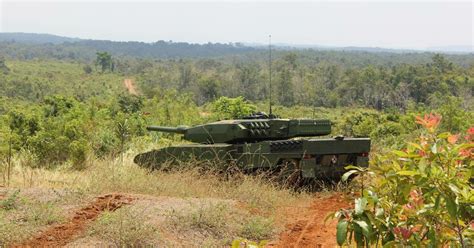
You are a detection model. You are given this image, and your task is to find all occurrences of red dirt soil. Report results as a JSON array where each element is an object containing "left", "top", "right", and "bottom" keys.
[
  {"left": 17, "top": 193, "right": 134, "bottom": 247},
  {"left": 271, "top": 193, "right": 350, "bottom": 248},
  {"left": 124, "top": 78, "right": 138, "bottom": 95}
]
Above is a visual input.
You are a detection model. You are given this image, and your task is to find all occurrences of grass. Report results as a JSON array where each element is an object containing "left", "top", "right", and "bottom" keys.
[
  {"left": 0, "top": 190, "right": 66, "bottom": 245},
  {"left": 6, "top": 153, "right": 311, "bottom": 207},
  {"left": 0, "top": 155, "right": 313, "bottom": 245},
  {"left": 166, "top": 202, "right": 234, "bottom": 238},
  {"left": 165, "top": 201, "right": 275, "bottom": 246},
  {"left": 240, "top": 215, "right": 275, "bottom": 240},
  {"left": 88, "top": 206, "right": 159, "bottom": 247}
]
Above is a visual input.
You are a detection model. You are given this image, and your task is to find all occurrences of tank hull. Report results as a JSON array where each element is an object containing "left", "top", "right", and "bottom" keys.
[{"left": 134, "top": 137, "right": 370, "bottom": 180}]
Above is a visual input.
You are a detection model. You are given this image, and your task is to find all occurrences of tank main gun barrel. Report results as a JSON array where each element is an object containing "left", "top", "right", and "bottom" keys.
[{"left": 146, "top": 126, "right": 188, "bottom": 134}]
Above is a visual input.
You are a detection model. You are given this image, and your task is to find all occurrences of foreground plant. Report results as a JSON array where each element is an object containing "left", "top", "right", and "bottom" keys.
[{"left": 335, "top": 114, "right": 473, "bottom": 247}]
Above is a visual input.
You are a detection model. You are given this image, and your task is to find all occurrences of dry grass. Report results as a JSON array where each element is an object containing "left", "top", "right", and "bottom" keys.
[
  {"left": 0, "top": 190, "right": 66, "bottom": 245},
  {"left": 164, "top": 201, "right": 275, "bottom": 246},
  {"left": 88, "top": 206, "right": 159, "bottom": 247},
  {"left": 1, "top": 155, "right": 313, "bottom": 245},
  {"left": 7, "top": 155, "right": 312, "bottom": 209}
]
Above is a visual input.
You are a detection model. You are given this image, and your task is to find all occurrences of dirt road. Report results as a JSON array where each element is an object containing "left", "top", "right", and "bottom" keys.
[
  {"left": 10, "top": 191, "right": 348, "bottom": 247},
  {"left": 271, "top": 193, "right": 349, "bottom": 247},
  {"left": 124, "top": 78, "right": 138, "bottom": 95},
  {"left": 18, "top": 194, "right": 134, "bottom": 247}
]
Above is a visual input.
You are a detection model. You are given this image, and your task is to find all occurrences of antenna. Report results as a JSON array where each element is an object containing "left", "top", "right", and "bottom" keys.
[{"left": 269, "top": 35, "right": 272, "bottom": 116}]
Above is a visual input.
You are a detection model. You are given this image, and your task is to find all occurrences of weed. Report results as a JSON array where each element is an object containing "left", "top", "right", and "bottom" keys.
[
  {"left": 27, "top": 201, "right": 64, "bottom": 225},
  {"left": 167, "top": 202, "right": 232, "bottom": 238},
  {"left": 239, "top": 215, "right": 274, "bottom": 240},
  {"left": 0, "top": 189, "right": 20, "bottom": 210},
  {"left": 4, "top": 157, "right": 311, "bottom": 245},
  {"left": 0, "top": 197, "right": 64, "bottom": 245},
  {"left": 88, "top": 206, "right": 159, "bottom": 247}
]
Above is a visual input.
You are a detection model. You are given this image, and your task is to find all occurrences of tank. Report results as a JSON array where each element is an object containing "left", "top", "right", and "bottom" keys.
[{"left": 134, "top": 112, "right": 371, "bottom": 182}]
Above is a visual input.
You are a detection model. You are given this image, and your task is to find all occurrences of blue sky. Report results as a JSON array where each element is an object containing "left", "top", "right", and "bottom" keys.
[{"left": 1, "top": 1, "right": 472, "bottom": 50}]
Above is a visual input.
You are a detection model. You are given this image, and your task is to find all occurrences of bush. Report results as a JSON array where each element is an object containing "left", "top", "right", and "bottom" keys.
[
  {"left": 92, "top": 129, "right": 119, "bottom": 158},
  {"left": 335, "top": 114, "right": 473, "bottom": 247},
  {"left": 0, "top": 190, "right": 19, "bottom": 210},
  {"left": 370, "top": 121, "right": 404, "bottom": 140},
  {"left": 240, "top": 216, "right": 274, "bottom": 240},
  {"left": 211, "top": 96, "right": 256, "bottom": 119},
  {"left": 83, "top": 65, "right": 93, "bottom": 74},
  {"left": 69, "top": 139, "right": 89, "bottom": 169},
  {"left": 336, "top": 110, "right": 383, "bottom": 137}
]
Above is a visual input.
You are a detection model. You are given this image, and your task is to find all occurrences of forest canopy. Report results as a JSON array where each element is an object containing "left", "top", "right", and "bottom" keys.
[{"left": 0, "top": 33, "right": 473, "bottom": 169}]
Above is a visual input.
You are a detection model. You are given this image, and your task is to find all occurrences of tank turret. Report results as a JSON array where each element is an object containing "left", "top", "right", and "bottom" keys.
[{"left": 147, "top": 118, "right": 331, "bottom": 144}]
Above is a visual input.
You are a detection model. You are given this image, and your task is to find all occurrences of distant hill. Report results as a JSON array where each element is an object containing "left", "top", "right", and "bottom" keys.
[
  {"left": 2, "top": 32, "right": 473, "bottom": 54},
  {"left": 0, "top": 32, "right": 81, "bottom": 44},
  {"left": 0, "top": 32, "right": 257, "bottom": 59},
  {"left": 0, "top": 33, "right": 472, "bottom": 67},
  {"left": 427, "top": 46, "right": 474, "bottom": 54}
]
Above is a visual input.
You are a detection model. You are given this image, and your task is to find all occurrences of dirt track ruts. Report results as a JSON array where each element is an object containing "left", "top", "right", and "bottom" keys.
[
  {"left": 17, "top": 193, "right": 134, "bottom": 247},
  {"left": 124, "top": 78, "right": 138, "bottom": 95},
  {"left": 271, "top": 193, "right": 349, "bottom": 248}
]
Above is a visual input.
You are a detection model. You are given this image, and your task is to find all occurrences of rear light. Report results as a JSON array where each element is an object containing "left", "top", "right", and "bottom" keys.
[{"left": 360, "top": 152, "right": 369, "bottom": 157}]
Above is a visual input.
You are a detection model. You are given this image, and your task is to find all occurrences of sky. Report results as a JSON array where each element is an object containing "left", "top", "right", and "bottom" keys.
[{"left": 0, "top": 0, "right": 473, "bottom": 50}]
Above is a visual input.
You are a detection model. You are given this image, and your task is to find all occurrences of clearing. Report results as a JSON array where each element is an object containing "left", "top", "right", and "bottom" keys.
[{"left": 0, "top": 159, "right": 351, "bottom": 247}]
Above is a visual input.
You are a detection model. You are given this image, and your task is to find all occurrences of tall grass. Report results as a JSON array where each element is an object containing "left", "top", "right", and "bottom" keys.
[
  {"left": 2, "top": 153, "right": 313, "bottom": 245},
  {"left": 6, "top": 154, "right": 312, "bottom": 216}
]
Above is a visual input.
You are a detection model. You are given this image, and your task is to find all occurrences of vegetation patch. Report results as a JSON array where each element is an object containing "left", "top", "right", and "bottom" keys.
[
  {"left": 0, "top": 193, "right": 65, "bottom": 245},
  {"left": 335, "top": 115, "right": 473, "bottom": 247},
  {"left": 165, "top": 201, "right": 275, "bottom": 245},
  {"left": 239, "top": 215, "right": 275, "bottom": 241},
  {"left": 88, "top": 206, "right": 159, "bottom": 247}
]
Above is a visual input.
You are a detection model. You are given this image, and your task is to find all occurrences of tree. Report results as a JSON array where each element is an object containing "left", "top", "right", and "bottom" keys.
[
  {"left": 277, "top": 68, "right": 295, "bottom": 106},
  {"left": 211, "top": 96, "right": 256, "bottom": 119},
  {"left": 431, "top": 54, "right": 453, "bottom": 73},
  {"left": 235, "top": 62, "right": 260, "bottom": 101},
  {"left": 197, "top": 77, "right": 219, "bottom": 104},
  {"left": 2, "top": 111, "right": 39, "bottom": 184},
  {"left": 118, "top": 94, "right": 144, "bottom": 114},
  {"left": 179, "top": 63, "right": 194, "bottom": 90},
  {"left": 95, "top": 52, "right": 113, "bottom": 72},
  {"left": 282, "top": 52, "right": 298, "bottom": 70},
  {"left": 0, "top": 57, "right": 9, "bottom": 74},
  {"left": 83, "top": 64, "right": 93, "bottom": 74},
  {"left": 114, "top": 114, "right": 130, "bottom": 165}
]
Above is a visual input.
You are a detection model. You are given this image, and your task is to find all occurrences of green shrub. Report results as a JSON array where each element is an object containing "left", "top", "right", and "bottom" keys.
[
  {"left": 239, "top": 216, "right": 274, "bottom": 240},
  {"left": 27, "top": 202, "right": 64, "bottom": 225},
  {"left": 0, "top": 190, "right": 19, "bottom": 210},
  {"left": 92, "top": 129, "right": 119, "bottom": 158},
  {"left": 69, "top": 139, "right": 89, "bottom": 169},
  {"left": 211, "top": 96, "right": 256, "bottom": 119},
  {"left": 335, "top": 114, "right": 474, "bottom": 247},
  {"left": 370, "top": 121, "right": 404, "bottom": 139}
]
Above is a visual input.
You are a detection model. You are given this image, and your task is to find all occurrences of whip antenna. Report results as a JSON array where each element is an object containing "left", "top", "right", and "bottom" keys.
[{"left": 269, "top": 35, "right": 272, "bottom": 116}]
